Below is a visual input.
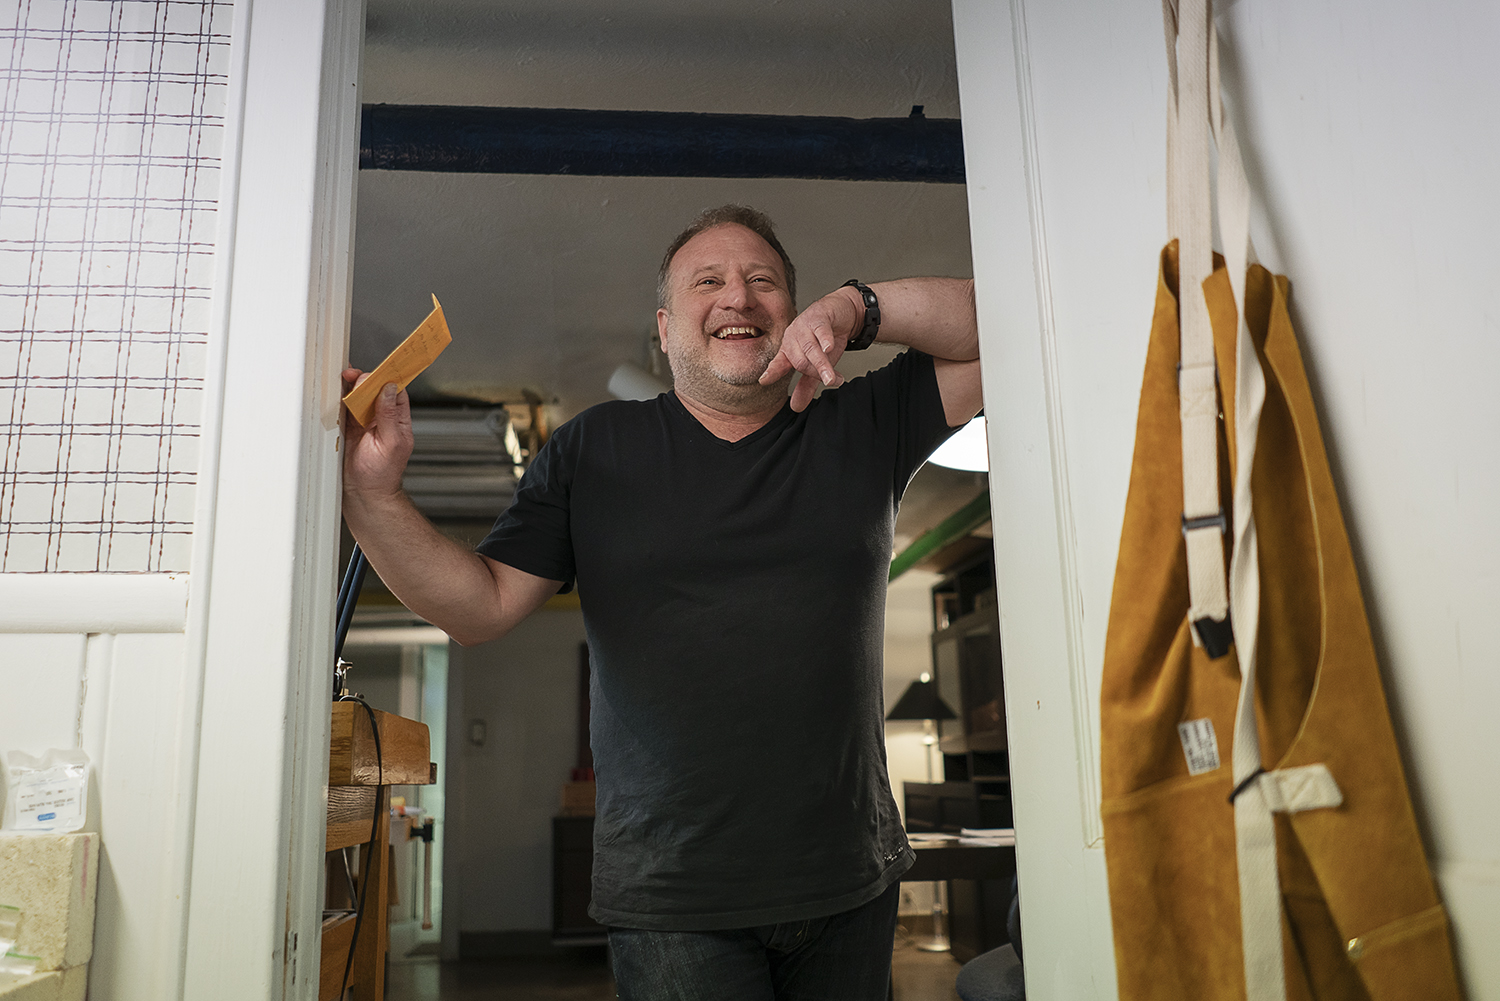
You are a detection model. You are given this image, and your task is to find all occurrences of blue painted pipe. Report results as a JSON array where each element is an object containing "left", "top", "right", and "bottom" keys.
[{"left": 359, "top": 104, "right": 965, "bottom": 183}]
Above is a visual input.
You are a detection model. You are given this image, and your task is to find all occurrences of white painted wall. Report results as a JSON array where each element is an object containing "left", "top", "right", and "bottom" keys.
[
  {"left": 0, "top": 633, "right": 194, "bottom": 994},
  {"left": 954, "top": 0, "right": 1499, "bottom": 997},
  {"left": 0, "top": 1, "right": 364, "bottom": 998},
  {"left": 443, "top": 607, "right": 587, "bottom": 949}
]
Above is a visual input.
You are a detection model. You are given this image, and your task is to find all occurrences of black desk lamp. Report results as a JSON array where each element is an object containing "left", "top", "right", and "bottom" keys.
[
  {"left": 886, "top": 673, "right": 961, "bottom": 953},
  {"left": 886, "top": 673, "right": 958, "bottom": 783}
]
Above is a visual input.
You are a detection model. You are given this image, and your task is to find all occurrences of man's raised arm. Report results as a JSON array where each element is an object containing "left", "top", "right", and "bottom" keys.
[
  {"left": 341, "top": 370, "right": 561, "bottom": 646},
  {"left": 759, "top": 277, "right": 982, "bottom": 424}
]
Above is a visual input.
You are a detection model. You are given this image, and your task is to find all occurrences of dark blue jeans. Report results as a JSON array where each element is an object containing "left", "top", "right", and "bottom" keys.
[{"left": 608, "top": 883, "right": 901, "bottom": 1001}]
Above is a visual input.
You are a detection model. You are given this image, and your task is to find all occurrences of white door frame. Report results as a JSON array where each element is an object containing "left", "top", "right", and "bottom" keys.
[
  {"left": 953, "top": 1, "right": 1122, "bottom": 997},
  {"left": 181, "top": 0, "right": 364, "bottom": 997}
]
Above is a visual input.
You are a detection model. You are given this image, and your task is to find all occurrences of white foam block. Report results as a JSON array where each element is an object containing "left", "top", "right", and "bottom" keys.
[
  {"left": 0, "top": 967, "right": 88, "bottom": 1001},
  {"left": 0, "top": 835, "right": 98, "bottom": 971}
]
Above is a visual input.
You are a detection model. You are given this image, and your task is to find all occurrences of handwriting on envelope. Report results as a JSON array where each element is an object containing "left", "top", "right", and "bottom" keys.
[{"left": 342, "top": 294, "right": 452, "bottom": 427}]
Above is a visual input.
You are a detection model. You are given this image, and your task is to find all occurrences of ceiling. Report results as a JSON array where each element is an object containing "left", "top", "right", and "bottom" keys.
[{"left": 350, "top": 0, "right": 984, "bottom": 554}]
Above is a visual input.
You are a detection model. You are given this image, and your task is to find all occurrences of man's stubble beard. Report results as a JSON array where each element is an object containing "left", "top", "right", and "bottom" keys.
[{"left": 666, "top": 337, "right": 790, "bottom": 413}]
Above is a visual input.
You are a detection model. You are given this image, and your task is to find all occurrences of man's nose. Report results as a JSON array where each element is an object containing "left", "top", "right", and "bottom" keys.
[{"left": 717, "top": 277, "right": 753, "bottom": 309}]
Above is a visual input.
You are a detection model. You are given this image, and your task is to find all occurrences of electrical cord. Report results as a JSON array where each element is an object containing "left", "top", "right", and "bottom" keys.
[
  {"left": 333, "top": 544, "right": 369, "bottom": 666},
  {"left": 339, "top": 847, "right": 358, "bottom": 910},
  {"left": 334, "top": 544, "right": 359, "bottom": 620},
  {"left": 335, "top": 694, "right": 382, "bottom": 1000}
]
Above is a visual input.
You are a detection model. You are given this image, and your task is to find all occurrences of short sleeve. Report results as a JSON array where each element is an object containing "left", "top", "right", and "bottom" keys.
[
  {"left": 474, "top": 424, "right": 577, "bottom": 591},
  {"left": 865, "top": 349, "right": 964, "bottom": 491}
]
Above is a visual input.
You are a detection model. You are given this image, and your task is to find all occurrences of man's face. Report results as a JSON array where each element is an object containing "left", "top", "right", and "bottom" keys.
[{"left": 656, "top": 224, "right": 796, "bottom": 409}]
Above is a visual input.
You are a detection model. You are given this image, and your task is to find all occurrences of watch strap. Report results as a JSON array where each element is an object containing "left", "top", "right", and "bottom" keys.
[{"left": 840, "top": 279, "right": 881, "bottom": 351}]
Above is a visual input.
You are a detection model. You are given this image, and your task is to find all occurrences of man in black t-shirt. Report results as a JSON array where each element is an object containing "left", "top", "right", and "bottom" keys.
[{"left": 343, "top": 206, "right": 982, "bottom": 1000}]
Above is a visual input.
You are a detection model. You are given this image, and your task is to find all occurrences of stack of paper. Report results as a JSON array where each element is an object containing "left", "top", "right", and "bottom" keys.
[{"left": 958, "top": 827, "right": 1016, "bottom": 846}]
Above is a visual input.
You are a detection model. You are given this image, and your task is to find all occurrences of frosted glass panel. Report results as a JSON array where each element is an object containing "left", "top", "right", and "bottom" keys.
[{"left": 0, "top": 0, "right": 231, "bottom": 572}]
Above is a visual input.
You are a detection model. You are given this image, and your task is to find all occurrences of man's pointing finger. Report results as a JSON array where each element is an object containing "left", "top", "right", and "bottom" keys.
[{"left": 759, "top": 352, "right": 794, "bottom": 385}]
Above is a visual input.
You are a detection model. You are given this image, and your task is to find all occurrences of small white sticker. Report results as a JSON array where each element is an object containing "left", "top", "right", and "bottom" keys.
[
  {"left": 1177, "top": 718, "right": 1221, "bottom": 776},
  {"left": 15, "top": 775, "right": 85, "bottom": 831}
]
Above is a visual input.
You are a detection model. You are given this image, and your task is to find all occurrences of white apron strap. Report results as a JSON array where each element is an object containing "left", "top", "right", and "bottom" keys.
[
  {"left": 1161, "top": 5, "right": 1344, "bottom": 1000},
  {"left": 1163, "top": 0, "right": 1231, "bottom": 655}
]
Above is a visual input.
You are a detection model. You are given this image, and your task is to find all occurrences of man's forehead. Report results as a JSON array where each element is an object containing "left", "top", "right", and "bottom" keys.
[{"left": 671, "top": 225, "right": 785, "bottom": 280}]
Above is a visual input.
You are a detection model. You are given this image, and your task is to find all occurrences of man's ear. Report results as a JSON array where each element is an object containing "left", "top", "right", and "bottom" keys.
[{"left": 656, "top": 308, "right": 670, "bottom": 352}]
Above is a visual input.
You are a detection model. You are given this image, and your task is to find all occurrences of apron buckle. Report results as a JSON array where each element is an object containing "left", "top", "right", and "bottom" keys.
[{"left": 1193, "top": 614, "right": 1234, "bottom": 658}]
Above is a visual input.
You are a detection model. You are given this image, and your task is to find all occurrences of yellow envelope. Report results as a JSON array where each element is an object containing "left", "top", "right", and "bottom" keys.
[{"left": 342, "top": 294, "right": 452, "bottom": 427}]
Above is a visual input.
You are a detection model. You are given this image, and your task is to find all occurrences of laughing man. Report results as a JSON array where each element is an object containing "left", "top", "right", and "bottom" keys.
[{"left": 342, "top": 205, "right": 982, "bottom": 1000}]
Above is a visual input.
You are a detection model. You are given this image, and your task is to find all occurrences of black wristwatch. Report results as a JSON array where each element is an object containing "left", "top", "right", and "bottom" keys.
[{"left": 840, "top": 279, "right": 881, "bottom": 351}]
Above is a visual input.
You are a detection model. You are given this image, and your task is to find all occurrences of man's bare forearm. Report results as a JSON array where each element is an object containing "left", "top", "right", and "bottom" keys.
[
  {"left": 867, "top": 277, "right": 982, "bottom": 425},
  {"left": 342, "top": 488, "right": 515, "bottom": 646},
  {"left": 340, "top": 371, "right": 561, "bottom": 645},
  {"left": 867, "top": 277, "right": 978, "bottom": 361}
]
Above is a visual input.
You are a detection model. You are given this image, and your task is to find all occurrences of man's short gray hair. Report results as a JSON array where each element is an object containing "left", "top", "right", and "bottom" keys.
[{"left": 656, "top": 205, "right": 797, "bottom": 311}]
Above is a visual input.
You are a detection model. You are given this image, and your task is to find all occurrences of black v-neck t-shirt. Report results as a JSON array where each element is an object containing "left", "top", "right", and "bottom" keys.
[{"left": 477, "top": 350, "right": 957, "bottom": 930}]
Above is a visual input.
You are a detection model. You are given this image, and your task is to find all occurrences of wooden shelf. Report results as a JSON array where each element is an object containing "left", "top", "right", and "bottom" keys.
[
  {"left": 319, "top": 912, "right": 356, "bottom": 1001},
  {"left": 329, "top": 703, "right": 432, "bottom": 786},
  {"left": 326, "top": 786, "right": 378, "bottom": 852}
]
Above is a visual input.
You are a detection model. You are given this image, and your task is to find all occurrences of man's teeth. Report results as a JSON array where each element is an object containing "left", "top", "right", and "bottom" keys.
[{"left": 712, "top": 326, "right": 761, "bottom": 339}]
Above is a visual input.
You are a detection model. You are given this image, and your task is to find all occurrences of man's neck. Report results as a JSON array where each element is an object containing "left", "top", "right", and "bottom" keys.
[{"left": 673, "top": 390, "right": 786, "bottom": 442}]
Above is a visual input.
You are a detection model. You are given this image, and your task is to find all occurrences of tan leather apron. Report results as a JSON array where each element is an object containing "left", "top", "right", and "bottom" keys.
[{"left": 1098, "top": 3, "right": 1465, "bottom": 1000}]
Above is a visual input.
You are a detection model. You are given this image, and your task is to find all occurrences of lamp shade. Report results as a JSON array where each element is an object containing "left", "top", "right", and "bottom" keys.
[
  {"left": 927, "top": 414, "right": 989, "bottom": 472},
  {"left": 886, "top": 679, "right": 958, "bottom": 722}
]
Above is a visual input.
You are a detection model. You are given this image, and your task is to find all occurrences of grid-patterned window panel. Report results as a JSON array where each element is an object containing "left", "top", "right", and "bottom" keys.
[{"left": 0, "top": 0, "right": 230, "bottom": 572}]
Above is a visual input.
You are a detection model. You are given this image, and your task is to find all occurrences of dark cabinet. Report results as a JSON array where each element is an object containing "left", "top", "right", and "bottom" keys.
[
  {"left": 903, "top": 779, "right": 1012, "bottom": 833},
  {"left": 552, "top": 815, "right": 607, "bottom": 943},
  {"left": 903, "top": 554, "right": 1013, "bottom": 963}
]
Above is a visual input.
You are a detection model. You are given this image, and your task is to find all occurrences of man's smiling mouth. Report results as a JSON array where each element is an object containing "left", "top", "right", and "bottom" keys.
[{"left": 711, "top": 325, "right": 763, "bottom": 340}]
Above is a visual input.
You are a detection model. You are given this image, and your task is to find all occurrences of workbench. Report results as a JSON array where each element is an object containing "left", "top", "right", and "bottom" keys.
[{"left": 320, "top": 702, "right": 433, "bottom": 1001}]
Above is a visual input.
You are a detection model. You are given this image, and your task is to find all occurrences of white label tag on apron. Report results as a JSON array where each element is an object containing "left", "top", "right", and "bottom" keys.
[{"left": 1177, "top": 718, "right": 1221, "bottom": 775}]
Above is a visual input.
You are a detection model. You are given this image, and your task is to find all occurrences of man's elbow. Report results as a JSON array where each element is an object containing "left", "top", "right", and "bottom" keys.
[
  {"left": 447, "top": 619, "right": 509, "bottom": 648},
  {"left": 443, "top": 603, "right": 514, "bottom": 647},
  {"left": 449, "top": 629, "right": 483, "bottom": 649}
]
